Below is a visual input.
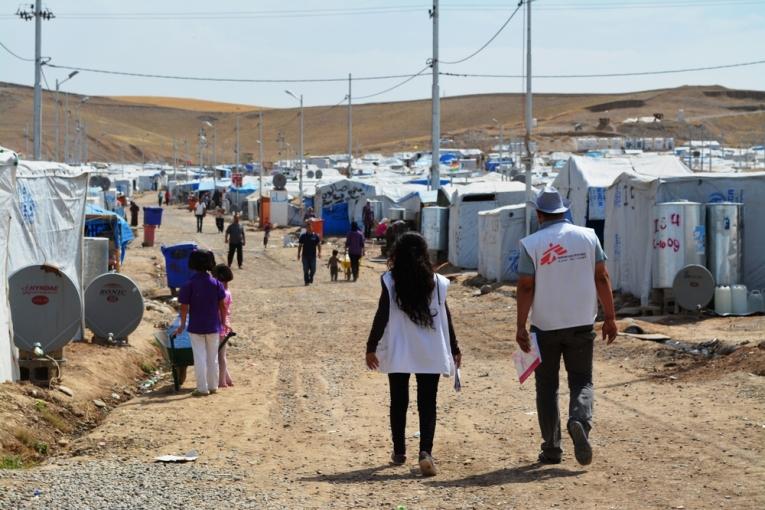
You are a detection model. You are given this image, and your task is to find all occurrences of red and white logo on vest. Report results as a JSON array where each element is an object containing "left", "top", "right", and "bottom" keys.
[{"left": 540, "top": 243, "right": 568, "bottom": 265}]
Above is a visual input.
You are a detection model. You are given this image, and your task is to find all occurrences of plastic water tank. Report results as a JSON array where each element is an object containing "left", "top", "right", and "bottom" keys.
[
  {"left": 731, "top": 284, "right": 748, "bottom": 315},
  {"left": 714, "top": 286, "right": 732, "bottom": 315}
]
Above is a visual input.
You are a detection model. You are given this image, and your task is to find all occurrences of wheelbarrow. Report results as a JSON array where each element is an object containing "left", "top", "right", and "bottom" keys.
[{"left": 155, "top": 330, "right": 237, "bottom": 392}]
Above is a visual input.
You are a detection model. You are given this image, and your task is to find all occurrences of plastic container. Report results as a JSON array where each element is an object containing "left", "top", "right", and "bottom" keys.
[
  {"left": 143, "top": 207, "right": 164, "bottom": 226},
  {"left": 731, "top": 284, "right": 748, "bottom": 315},
  {"left": 307, "top": 218, "right": 324, "bottom": 241},
  {"left": 748, "top": 290, "right": 764, "bottom": 314},
  {"left": 161, "top": 243, "right": 198, "bottom": 289},
  {"left": 143, "top": 224, "right": 157, "bottom": 247},
  {"left": 714, "top": 285, "right": 732, "bottom": 315}
]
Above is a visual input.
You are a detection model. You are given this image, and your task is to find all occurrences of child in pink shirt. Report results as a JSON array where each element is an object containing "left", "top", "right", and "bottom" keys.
[{"left": 212, "top": 264, "right": 234, "bottom": 387}]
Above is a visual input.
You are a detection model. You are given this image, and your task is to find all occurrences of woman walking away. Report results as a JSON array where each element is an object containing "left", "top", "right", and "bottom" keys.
[
  {"left": 365, "top": 232, "right": 462, "bottom": 477},
  {"left": 175, "top": 249, "right": 227, "bottom": 397},
  {"left": 213, "top": 264, "right": 234, "bottom": 388},
  {"left": 129, "top": 201, "right": 140, "bottom": 227},
  {"left": 345, "top": 221, "right": 365, "bottom": 282}
]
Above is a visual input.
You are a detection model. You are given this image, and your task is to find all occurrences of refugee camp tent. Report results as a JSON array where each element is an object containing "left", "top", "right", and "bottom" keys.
[
  {"left": 85, "top": 204, "right": 134, "bottom": 263},
  {"left": 604, "top": 171, "right": 765, "bottom": 305},
  {"left": 313, "top": 179, "right": 377, "bottom": 235},
  {"left": 0, "top": 147, "right": 18, "bottom": 382},
  {"left": 478, "top": 204, "right": 526, "bottom": 282},
  {"left": 553, "top": 155, "right": 692, "bottom": 240},
  {"left": 8, "top": 161, "right": 89, "bottom": 344},
  {"left": 448, "top": 181, "right": 527, "bottom": 269}
]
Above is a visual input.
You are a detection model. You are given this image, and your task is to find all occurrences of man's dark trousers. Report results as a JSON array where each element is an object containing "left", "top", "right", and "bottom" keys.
[
  {"left": 302, "top": 256, "right": 316, "bottom": 285},
  {"left": 532, "top": 325, "right": 594, "bottom": 459},
  {"left": 228, "top": 243, "right": 243, "bottom": 268}
]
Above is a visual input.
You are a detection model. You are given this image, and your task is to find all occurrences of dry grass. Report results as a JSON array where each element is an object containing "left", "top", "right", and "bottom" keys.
[{"left": 1, "top": 81, "right": 763, "bottom": 162}]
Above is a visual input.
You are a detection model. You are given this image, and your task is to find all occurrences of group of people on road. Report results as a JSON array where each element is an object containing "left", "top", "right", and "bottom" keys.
[{"left": 177, "top": 187, "right": 617, "bottom": 477}]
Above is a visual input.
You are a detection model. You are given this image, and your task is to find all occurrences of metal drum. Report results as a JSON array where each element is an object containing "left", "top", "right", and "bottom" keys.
[
  {"left": 651, "top": 202, "right": 705, "bottom": 288},
  {"left": 706, "top": 202, "right": 742, "bottom": 286},
  {"left": 83, "top": 237, "right": 110, "bottom": 290},
  {"left": 421, "top": 206, "right": 449, "bottom": 251},
  {"left": 389, "top": 208, "right": 406, "bottom": 221}
]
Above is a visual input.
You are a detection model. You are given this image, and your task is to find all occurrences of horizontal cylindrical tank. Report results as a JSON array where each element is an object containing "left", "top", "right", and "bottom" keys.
[
  {"left": 420, "top": 206, "right": 449, "bottom": 252},
  {"left": 651, "top": 202, "right": 705, "bottom": 288},
  {"left": 706, "top": 202, "right": 743, "bottom": 286}
]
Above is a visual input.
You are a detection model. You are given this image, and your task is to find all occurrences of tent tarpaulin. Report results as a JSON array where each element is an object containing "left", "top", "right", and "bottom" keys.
[
  {"left": 8, "top": 160, "right": 89, "bottom": 346},
  {"left": 604, "top": 171, "right": 765, "bottom": 304},
  {"left": 448, "top": 181, "right": 527, "bottom": 269},
  {"left": 478, "top": 204, "right": 525, "bottom": 282},
  {"left": 313, "top": 179, "right": 377, "bottom": 229},
  {"left": 554, "top": 155, "right": 692, "bottom": 227},
  {"left": 85, "top": 204, "right": 134, "bottom": 262},
  {"left": 0, "top": 147, "right": 18, "bottom": 381}
]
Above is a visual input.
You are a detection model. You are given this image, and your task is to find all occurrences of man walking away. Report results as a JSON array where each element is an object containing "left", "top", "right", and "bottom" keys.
[
  {"left": 345, "top": 221, "right": 365, "bottom": 282},
  {"left": 158, "top": 190, "right": 163, "bottom": 207},
  {"left": 195, "top": 199, "right": 206, "bottom": 233},
  {"left": 515, "top": 186, "right": 617, "bottom": 466},
  {"left": 362, "top": 201, "right": 375, "bottom": 239},
  {"left": 297, "top": 223, "right": 322, "bottom": 286},
  {"left": 225, "top": 214, "right": 246, "bottom": 269}
]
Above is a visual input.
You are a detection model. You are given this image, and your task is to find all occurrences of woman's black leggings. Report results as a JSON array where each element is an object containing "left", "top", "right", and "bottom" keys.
[{"left": 388, "top": 373, "right": 440, "bottom": 455}]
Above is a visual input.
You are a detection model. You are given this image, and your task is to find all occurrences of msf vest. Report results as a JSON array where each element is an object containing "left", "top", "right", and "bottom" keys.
[{"left": 520, "top": 222, "right": 600, "bottom": 331}]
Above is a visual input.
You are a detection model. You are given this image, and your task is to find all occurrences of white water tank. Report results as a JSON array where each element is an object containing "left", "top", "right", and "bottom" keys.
[
  {"left": 83, "top": 237, "right": 110, "bottom": 290},
  {"left": 651, "top": 202, "right": 706, "bottom": 288}
]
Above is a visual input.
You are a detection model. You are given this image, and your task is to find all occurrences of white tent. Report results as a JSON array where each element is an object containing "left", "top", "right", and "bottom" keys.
[
  {"left": 554, "top": 154, "right": 692, "bottom": 227},
  {"left": 8, "top": 161, "right": 89, "bottom": 344},
  {"left": 448, "top": 181, "right": 527, "bottom": 269},
  {"left": 605, "top": 171, "right": 765, "bottom": 304},
  {"left": 0, "top": 148, "right": 18, "bottom": 382},
  {"left": 478, "top": 204, "right": 526, "bottom": 282}
]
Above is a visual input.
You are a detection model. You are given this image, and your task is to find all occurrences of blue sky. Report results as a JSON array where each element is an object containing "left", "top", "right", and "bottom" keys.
[{"left": 2, "top": 0, "right": 764, "bottom": 107}]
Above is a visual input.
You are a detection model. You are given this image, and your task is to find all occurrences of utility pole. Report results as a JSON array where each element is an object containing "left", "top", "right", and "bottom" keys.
[
  {"left": 493, "top": 119, "right": 504, "bottom": 181},
  {"left": 172, "top": 138, "right": 178, "bottom": 181},
  {"left": 235, "top": 115, "right": 240, "bottom": 172},
  {"left": 54, "top": 72, "right": 81, "bottom": 161},
  {"left": 285, "top": 90, "right": 304, "bottom": 210},
  {"left": 24, "top": 124, "right": 30, "bottom": 156},
  {"left": 524, "top": 0, "right": 533, "bottom": 235},
  {"left": 347, "top": 73, "right": 353, "bottom": 175},
  {"left": 258, "top": 111, "right": 264, "bottom": 199},
  {"left": 17, "top": 1, "right": 54, "bottom": 160},
  {"left": 430, "top": 0, "right": 441, "bottom": 191}
]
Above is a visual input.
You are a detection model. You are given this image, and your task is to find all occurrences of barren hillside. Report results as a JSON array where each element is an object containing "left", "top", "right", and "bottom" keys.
[{"left": 0, "top": 82, "right": 762, "bottom": 163}]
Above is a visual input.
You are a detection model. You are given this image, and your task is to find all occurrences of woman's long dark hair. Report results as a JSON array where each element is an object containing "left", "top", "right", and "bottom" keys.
[{"left": 388, "top": 232, "right": 436, "bottom": 328}]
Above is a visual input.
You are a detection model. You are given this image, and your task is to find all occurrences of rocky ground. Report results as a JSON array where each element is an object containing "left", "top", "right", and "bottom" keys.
[{"left": 1, "top": 195, "right": 764, "bottom": 509}]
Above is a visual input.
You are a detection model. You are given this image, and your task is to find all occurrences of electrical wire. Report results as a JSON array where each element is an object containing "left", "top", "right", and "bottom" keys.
[
  {"left": 0, "top": 40, "right": 35, "bottom": 61},
  {"left": 440, "top": 59, "right": 765, "bottom": 79},
  {"left": 441, "top": 1, "right": 524, "bottom": 65},
  {"left": 353, "top": 66, "right": 431, "bottom": 100}
]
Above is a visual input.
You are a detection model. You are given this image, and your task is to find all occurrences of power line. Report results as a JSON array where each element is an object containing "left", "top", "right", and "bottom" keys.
[
  {"left": 441, "top": 1, "right": 524, "bottom": 65},
  {"left": 439, "top": 58, "right": 765, "bottom": 79},
  {"left": 353, "top": 66, "right": 431, "bottom": 100},
  {"left": 0, "top": 40, "right": 34, "bottom": 61}
]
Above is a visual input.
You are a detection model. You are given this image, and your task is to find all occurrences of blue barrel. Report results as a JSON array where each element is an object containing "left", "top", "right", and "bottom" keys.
[
  {"left": 161, "top": 243, "right": 197, "bottom": 289},
  {"left": 143, "top": 207, "right": 164, "bottom": 226}
]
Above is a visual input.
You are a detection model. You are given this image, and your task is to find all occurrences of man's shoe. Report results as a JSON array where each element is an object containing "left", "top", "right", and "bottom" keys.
[
  {"left": 568, "top": 421, "right": 593, "bottom": 466},
  {"left": 418, "top": 451, "right": 437, "bottom": 477},
  {"left": 537, "top": 451, "right": 562, "bottom": 464},
  {"left": 390, "top": 453, "right": 407, "bottom": 465}
]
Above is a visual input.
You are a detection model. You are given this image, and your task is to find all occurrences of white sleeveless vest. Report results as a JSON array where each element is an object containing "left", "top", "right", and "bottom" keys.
[
  {"left": 376, "top": 272, "right": 455, "bottom": 375},
  {"left": 520, "top": 222, "right": 600, "bottom": 331}
]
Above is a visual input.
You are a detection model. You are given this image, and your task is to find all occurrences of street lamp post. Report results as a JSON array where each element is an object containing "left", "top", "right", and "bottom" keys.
[
  {"left": 492, "top": 118, "right": 504, "bottom": 180},
  {"left": 75, "top": 96, "right": 89, "bottom": 164},
  {"left": 55, "top": 71, "right": 78, "bottom": 162},
  {"left": 285, "top": 90, "right": 304, "bottom": 210},
  {"left": 204, "top": 121, "right": 216, "bottom": 188}
]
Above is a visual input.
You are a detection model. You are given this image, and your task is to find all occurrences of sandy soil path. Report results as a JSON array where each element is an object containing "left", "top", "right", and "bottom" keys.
[{"left": 6, "top": 196, "right": 765, "bottom": 509}]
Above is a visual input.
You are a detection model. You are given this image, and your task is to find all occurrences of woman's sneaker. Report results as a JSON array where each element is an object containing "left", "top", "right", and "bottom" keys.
[
  {"left": 390, "top": 453, "right": 407, "bottom": 465},
  {"left": 418, "top": 451, "right": 437, "bottom": 477}
]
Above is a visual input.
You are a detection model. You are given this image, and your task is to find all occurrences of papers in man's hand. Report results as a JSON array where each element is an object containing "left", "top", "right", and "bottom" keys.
[
  {"left": 512, "top": 333, "right": 541, "bottom": 384},
  {"left": 454, "top": 368, "right": 462, "bottom": 392}
]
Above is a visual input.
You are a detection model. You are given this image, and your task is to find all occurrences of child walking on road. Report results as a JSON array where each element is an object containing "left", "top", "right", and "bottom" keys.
[
  {"left": 175, "top": 250, "right": 227, "bottom": 397},
  {"left": 365, "top": 232, "right": 462, "bottom": 477},
  {"left": 327, "top": 249, "right": 340, "bottom": 281},
  {"left": 213, "top": 264, "right": 234, "bottom": 388}
]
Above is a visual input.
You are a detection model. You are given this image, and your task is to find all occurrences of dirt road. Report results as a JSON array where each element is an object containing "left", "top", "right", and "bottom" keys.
[{"left": 3, "top": 197, "right": 764, "bottom": 509}]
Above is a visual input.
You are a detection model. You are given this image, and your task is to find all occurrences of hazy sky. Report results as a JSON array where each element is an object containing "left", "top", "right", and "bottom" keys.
[{"left": 2, "top": 0, "right": 764, "bottom": 107}]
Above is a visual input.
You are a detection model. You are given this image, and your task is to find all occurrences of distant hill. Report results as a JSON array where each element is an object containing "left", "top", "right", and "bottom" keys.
[{"left": 0, "top": 81, "right": 762, "bottom": 163}]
